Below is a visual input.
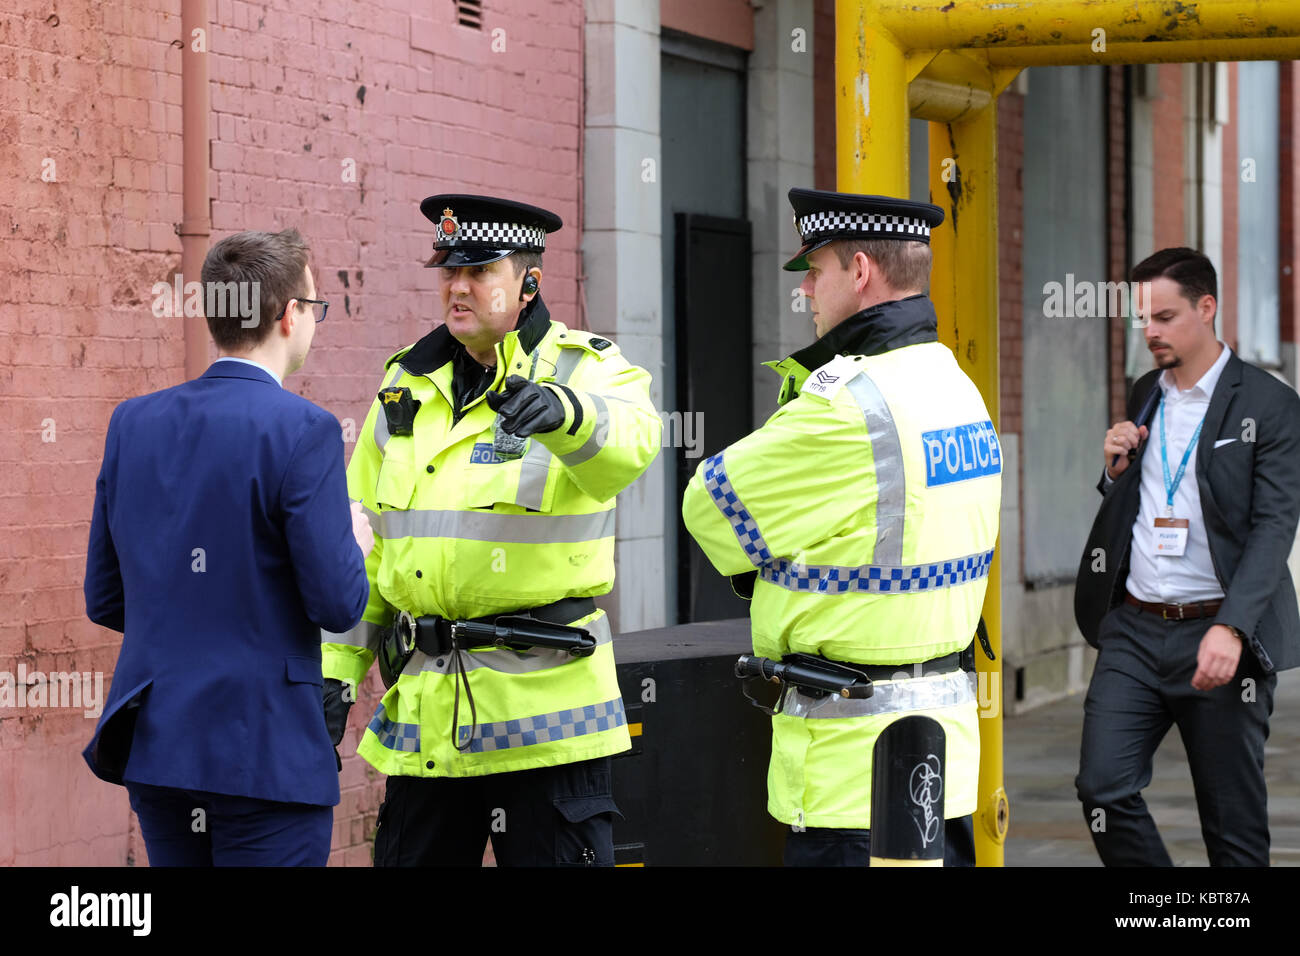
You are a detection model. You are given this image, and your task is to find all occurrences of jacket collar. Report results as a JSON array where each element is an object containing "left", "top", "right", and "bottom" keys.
[
  {"left": 394, "top": 294, "right": 552, "bottom": 376},
  {"left": 786, "top": 293, "right": 939, "bottom": 372},
  {"left": 201, "top": 359, "right": 282, "bottom": 387},
  {"left": 1127, "top": 349, "right": 1244, "bottom": 479}
]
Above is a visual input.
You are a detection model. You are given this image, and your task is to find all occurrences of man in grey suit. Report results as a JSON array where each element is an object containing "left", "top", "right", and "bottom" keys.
[{"left": 1074, "top": 247, "right": 1300, "bottom": 866}]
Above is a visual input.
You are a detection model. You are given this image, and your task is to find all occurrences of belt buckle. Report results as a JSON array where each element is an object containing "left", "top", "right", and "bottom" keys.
[{"left": 1163, "top": 603, "right": 1184, "bottom": 622}]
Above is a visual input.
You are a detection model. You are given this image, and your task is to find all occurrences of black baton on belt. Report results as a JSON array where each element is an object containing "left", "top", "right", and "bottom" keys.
[{"left": 735, "top": 653, "right": 874, "bottom": 716}]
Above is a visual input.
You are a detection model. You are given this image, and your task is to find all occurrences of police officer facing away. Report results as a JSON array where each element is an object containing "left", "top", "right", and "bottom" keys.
[
  {"left": 683, "top": 188, "right": 1002, "bottom": 866},
  {"left": 322, "top": 195, "right": 662, "bottom": 865}
]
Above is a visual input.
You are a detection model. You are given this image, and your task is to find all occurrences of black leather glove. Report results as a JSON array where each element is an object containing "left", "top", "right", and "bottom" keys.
[
  {"left": 485, "top": 375, "right": 566, "bottom": 438},
  {"left": 323, "top": 678, "right": 353, "bottom": 771}
]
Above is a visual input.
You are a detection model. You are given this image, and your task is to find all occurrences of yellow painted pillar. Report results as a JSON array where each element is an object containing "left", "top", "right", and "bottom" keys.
[
  {"left": 835, "top": 0, "right": 908, "bottom": 195},
  {"left": 929, "top": 110, "right": 1009, "bottom": 867}
]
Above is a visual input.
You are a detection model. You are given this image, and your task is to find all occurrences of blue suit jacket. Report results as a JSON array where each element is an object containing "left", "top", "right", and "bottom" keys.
[{"left": 83, "top": 361, "right": 369, "bottom": 806}]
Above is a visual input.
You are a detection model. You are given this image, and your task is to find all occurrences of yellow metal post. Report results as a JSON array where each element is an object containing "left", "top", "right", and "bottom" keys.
[
  {"left": 835, "top": 0, "right": 909, "bottom": 196},
  {"left": 929, "top": 111, "right": 1008, "bottom": 866},
  {"left": 835, "top": 0, "right": 1009, "bottom": 866}
]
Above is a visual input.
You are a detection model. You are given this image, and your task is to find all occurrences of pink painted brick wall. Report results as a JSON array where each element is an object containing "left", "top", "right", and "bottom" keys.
[{"left": 1, "top": 0, "right": 583, "bottom": 866}]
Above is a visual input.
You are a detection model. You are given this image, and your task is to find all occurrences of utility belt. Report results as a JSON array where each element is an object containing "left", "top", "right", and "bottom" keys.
[
  {"left": 736, "top": 618, "right": 996, "bottom": 717},
  {"left": 378, "top": 596, "right": 598, "bottom": 753},
  {"left": 379, "top": 596, "right": 598, "bottom": 688}
]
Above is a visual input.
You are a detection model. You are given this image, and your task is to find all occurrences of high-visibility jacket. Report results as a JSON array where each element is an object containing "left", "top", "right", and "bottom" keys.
[
  {"left": 322, "top": 297, "right": 662, "bottom": 778},
  {"left": 682, "top": 294, "right": 1001, "bottom": 829}
]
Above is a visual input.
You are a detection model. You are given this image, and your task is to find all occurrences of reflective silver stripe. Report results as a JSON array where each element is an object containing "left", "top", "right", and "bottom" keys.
[
  {"left": 558, "top": 393, "right": 609, "bottom": 467},
  {"left": 554, "top": 347, "right": 583, "bottom": 385},
  {"left": 703, "top": 452, "right": 773, "bottom": 566},
  {"left": 367, "top": 702, "right": 421, "bottom": 752},
  {"left": 419, "top": 611, "right": 612, "bottom": 675},
  {"left": 760, "top": 548, "right": 995, "bottom": 594},
  {"left": 363, "top": 504, "right": 382, "bottom": 535},
  {"left": 322, "top": 620, "right": 383, "bottom": 651},
  {"left": 458, "top": 696, "right": 626, "bottom": 753},
  {"left": 379, "top": 508, "right": 614, "bottom": 543},
  {"left": 515, "top": 434, "right": 553, "bottom": 510},
  {"left": 783, "top": 669, "right": 974, "bottom": 719},
  {"left": 373, "top": 365, "right": 406, "bottom": 451},
  {"left": 845, "top": 371, "right": 904, "bottom": 566},
  {"left": 515, "top": 344, "right": 584, "bottom": 506}
]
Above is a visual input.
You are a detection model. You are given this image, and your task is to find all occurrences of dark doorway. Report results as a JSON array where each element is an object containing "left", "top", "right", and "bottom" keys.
[{"left": 675, "top": 213, "right": 752, "bottom": 622}]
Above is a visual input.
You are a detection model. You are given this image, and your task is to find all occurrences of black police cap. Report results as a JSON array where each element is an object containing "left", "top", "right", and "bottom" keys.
[
  {"left": 420, "top": 194, "right": 563, "bottom": 267},
  {"left": 783, "top": 186, "right": 944, "bottom": 271}
]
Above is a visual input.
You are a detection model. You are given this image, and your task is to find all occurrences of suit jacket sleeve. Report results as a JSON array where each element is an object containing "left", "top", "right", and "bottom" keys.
[
  {"left": 281, "top": 411, "right": 369, "bottom": 635},
  {"left": 1214, "top": 387, "right": 1300, "bottom": 640},
  {"left": 84, "top": 405, "right": 126, "bottom": 632}
]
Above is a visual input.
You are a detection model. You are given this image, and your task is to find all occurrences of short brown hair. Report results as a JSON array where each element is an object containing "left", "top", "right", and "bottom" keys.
[
  {"left": 1129, "top": 246, "right": 1217, "bottom": 308},
  {"left": 509, "top": 250, "right": 543, "bottom": 277},
  {"left": 200, "top": 229, "right": 310, "bottom": 351},
  {"left": 832, "top": 239, "right": 932, "bottom": 294}
]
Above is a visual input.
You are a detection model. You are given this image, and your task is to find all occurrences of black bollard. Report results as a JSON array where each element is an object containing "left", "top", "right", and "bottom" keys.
[{"left": 870, "top": 715, "right": 946, "bottom": 866}]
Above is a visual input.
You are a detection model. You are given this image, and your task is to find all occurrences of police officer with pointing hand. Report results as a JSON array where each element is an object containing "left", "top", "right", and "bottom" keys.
[{"left": 322, "top": 194, "right": 662, "bottom": 866}]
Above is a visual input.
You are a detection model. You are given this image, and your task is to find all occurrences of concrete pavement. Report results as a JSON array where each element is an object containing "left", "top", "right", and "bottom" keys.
[{"left": 1003, "top": 667, "right": 1300, "bottom": 865}]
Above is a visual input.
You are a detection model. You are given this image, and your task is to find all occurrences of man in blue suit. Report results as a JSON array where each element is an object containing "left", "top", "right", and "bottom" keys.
[{"left": 84, "top": 229, "right": 372, "bottom": 866}]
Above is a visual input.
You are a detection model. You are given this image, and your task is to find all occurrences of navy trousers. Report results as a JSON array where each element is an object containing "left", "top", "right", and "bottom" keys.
[
  {"left": 785, "top": 815, "right": 977, "bottom": 866},
  {"left": 126, "top": 781, "right": 332, "bottom": 866},
  {"left": 1075, "top": 602, "right": 1276, "bottom": 866}
]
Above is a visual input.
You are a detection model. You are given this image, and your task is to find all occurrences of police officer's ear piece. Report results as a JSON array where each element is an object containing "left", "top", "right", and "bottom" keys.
[{"left": 522, "top": 274, "right": 539, "bottom": 297}]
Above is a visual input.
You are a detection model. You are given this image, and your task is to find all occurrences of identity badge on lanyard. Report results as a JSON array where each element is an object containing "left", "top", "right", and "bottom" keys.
[{"left": 1153, "top": 395, "right": 1204, "bottom": 558}]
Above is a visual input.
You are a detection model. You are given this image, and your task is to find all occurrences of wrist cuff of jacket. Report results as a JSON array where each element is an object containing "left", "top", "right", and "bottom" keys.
[
  {"left": 537, "top": 383, "right": 600, "bottom": 457},
  {"left": 322, "top": 644, "right": 375, "bottom": 688}
]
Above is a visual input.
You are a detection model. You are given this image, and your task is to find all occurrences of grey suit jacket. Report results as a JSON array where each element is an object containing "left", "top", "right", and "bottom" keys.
[{"left": 1074, "top": 351, "right": 1300, "bottom": 673}]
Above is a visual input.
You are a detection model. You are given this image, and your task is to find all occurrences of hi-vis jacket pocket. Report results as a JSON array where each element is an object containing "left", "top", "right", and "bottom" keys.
[
  {"left": 375, "top": 436, "right": 418, "bottom": 510},
  {"left": 462, "top": 438, "right": 557, "bottom": 513}
]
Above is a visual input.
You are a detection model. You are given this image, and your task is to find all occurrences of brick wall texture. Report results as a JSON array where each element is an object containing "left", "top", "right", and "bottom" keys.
[{"left": 1, "top": 0, "right": 583, "bottom": 866}]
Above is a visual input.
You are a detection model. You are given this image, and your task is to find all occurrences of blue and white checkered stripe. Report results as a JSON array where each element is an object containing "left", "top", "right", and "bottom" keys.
[
  {"left": 457, "top": 697, "right": 626, "bottom": 753},
  {"left": 367, "top": 703, "right": 421, "bottom": 753},
  {"left": 760, "top": 548, "right": 995, "bottom": 594},
  {"left": 703, "top": 452, "right": 773, "bottom": 566}
]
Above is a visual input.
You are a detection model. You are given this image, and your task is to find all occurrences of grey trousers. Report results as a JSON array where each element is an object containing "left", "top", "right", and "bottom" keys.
[{"left": 1075, "top": 601, "right": 1276, "bottom": 866}]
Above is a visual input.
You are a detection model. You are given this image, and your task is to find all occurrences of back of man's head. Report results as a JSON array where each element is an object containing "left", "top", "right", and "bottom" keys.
[{"left": 201, "top": 229, "right": 310, "bottom": 351}]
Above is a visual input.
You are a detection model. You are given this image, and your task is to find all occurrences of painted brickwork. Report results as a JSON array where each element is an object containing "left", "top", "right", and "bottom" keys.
[{"left": 1, "top": 0, "right": 583, "bottom": 866}]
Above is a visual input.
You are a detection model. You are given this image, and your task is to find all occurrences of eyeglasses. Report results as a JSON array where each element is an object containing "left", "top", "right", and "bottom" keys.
[{"left": 295, "top": 298, "right": 329, "bottom": 323}]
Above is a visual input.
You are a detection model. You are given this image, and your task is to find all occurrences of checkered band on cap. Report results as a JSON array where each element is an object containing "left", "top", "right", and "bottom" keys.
[
  {"left": 797, "top": 210, "right": 932, "bottom": 242},
  {"left": 441, "top": 220, "right": 547, "bottom": 248}
]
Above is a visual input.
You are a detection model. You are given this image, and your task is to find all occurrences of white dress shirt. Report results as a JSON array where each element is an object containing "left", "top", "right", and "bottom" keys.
[
  {"left": 1124, "top": 343, "right": 1232, "bottom": 604},
  {"left": 212, "top": 355, "right": 283, "bottom": 387}
]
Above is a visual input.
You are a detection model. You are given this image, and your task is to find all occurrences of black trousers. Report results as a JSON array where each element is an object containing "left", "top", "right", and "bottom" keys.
[
  {"left": 1075, "top": 602, "right": 1276, "bottom": 866},
  {"left": 373, "top": 756, "right": 621, "bottom": 866},
  {"left": 784, "top": 815, "right": 977, "bottom": 866}
]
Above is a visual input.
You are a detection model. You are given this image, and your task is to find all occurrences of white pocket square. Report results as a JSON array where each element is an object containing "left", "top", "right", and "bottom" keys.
[{"left": 1214, "top": 438, "right": 1237, "bottom": 448}]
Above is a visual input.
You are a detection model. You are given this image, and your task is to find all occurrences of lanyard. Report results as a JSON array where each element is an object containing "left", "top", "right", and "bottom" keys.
[{"left": 1158, "top": 394, "right": 1205, "bottom": 516}]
